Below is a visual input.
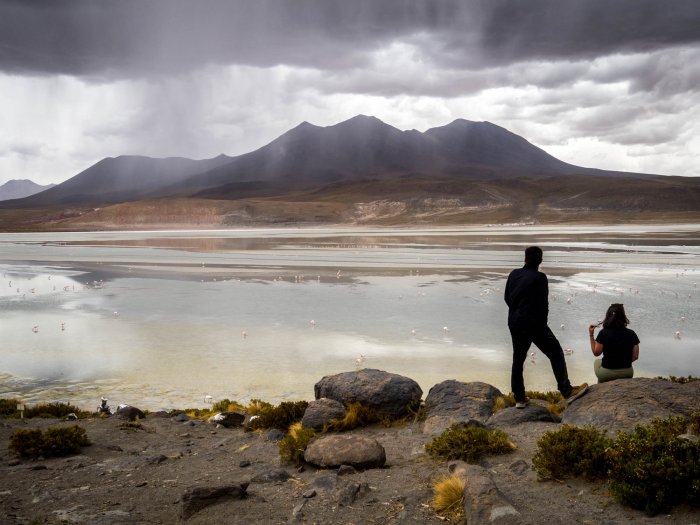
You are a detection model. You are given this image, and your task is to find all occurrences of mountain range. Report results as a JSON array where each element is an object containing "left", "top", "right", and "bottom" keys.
[
  {"left": 0, "top": 179, "right": 55, "bottom": 202},
  {"left": 1, "top": 115, "right": 698, "bottom": 229}
]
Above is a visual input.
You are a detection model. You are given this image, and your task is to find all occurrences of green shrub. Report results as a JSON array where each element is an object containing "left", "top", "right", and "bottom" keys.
[
  {"left": 245, "top": 400, "right": 309, "bottom": 431},
  {"left": 690, "top": 412, "right": 700, "bottom": 436},
  {"left": 607, "top": 416, "right": 700, "bottom": 516},
  {"left": 532, "top": 425, "right": 611, "bottom": 480},
  {"left": 425, "top": 424, "right": 515, "bottom": 463},
  {"left": 246, "top": 398, "right": 273, "bottom": 415},
  {"left": 212, "top": 398, "right": 245, "bottom": 413},
  {"left": 656, "top": 375, "right": 699, "bottom": 384},
  {"left": 9, "top": 425, "right": 91, "bottom": 459},
  {"left": 0, "top": 398, "right": 19, "bottom": 417},
  {"left": 1, "top": 400, "right": 89, "bottom": 419},
  {"left": 25, "top": 402, "right": 87, "bottom": 419},
  {"left": 279, "top": 422, "right": 316, "bottom": 465}
]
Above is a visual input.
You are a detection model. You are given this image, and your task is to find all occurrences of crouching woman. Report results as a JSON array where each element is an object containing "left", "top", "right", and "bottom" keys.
[{"left": 589, "top": 303, "right": 640, "bottom": 383}]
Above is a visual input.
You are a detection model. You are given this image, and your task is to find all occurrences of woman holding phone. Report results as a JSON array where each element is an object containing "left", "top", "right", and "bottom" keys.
[{"left": 589, "top": 303, "right": 640, "bottom": 383}]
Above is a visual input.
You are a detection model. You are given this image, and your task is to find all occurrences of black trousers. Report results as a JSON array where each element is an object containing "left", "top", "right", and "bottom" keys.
[{"left": 509, "top": 324, "right": 572, "bottom": 401}]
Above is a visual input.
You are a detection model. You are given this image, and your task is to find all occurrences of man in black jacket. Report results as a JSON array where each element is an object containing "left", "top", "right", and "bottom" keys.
[{"left": 505, "top": 246, "right": 587, "bottom": 408}]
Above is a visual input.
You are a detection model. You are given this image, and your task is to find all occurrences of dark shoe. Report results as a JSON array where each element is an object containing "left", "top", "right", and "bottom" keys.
[{"left": 565, "top": 383, "right": 589, "bottom": 405}]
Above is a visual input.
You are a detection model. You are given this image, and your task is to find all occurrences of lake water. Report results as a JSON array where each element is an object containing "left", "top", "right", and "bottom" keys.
[{"left": 1, "top": 225, "right": 698, "bottom": 411}]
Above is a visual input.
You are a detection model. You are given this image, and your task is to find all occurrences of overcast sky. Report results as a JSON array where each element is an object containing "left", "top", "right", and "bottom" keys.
[{"left": 1, "top": 0, "right": 699, "bottom": 186}]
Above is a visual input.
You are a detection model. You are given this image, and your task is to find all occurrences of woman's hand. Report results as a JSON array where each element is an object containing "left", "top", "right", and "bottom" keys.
[
  {"left": 588, "top": 324, "right": 598, "bottom": 337},
  {"left": 588, "top": 324, "right": 602, "bottom": 355}
]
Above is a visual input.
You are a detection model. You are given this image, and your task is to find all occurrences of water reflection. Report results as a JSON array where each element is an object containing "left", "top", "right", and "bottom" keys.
[{"left": 0, "top": 225, "right": 698, "bottom": 410}]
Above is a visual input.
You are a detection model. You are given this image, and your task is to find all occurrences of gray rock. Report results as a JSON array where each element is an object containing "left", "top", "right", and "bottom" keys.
[
  {"left": 304, "top": 434, "right": 386, "bottom": 469},
  {"left": 423, "top": 381, "right": 503, "bottom": 435},
  {"left": 239, "top": 460, "right": 251, "bottom": 468},
  {"left": 314, "top": 369, "right": 422, "bottom": 418},
  {"left": 290, "top": 499, "right": 306, "bottom": 523},
  {"left": 179, "top": 482, "right": 249, "bottom": 520},
  {"left": 312, "top": 474, "right": 338, "bottom": 491},
  {"left": 561, "top": 378, "right": 700, "bottom": 434},
  {"left": 148, "top": 410, "right": 171, "bottom": 418},
  {"left": 488, "top": 404, "right": 559, "bottom": 427},
  {"left": 172, "top": 413, "right": 190, "bottom": 422},
  {"left": 450, "top": 461, "right": 521, "bottom": 524},
  {"left": 509, "top": 460, "right": 530, "bottom": 476},
  {"left": 250, "top": 468, "right": 292, "bottom": 483},
  {"left": 337, "top": 481, "right": 370, "bottom": 506},
  {"left": 116, "top": 405, "right": 146, "bottom": 421},
  {"left": 267, "top": 429, "right": 285, "bottom": 441},
  {"left": 207, "top": 411, "right": 245, "bottom": 428},
  {"left": 146, "top": 454, "right": 167, "bottom": 465},
  {"left": 301, "top": 398, "right": 346, "bottom": 430},
  {"left": 337, "top": 464, "right": 357, "bottom": 476}
]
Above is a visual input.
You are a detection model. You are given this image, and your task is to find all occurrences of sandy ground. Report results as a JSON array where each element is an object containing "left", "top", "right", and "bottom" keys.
[{"left": 0, "top": 415, "right": 698, "bottom": 525}]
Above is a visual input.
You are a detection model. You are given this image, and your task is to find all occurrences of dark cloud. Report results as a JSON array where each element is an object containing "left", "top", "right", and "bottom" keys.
[
  {"left": 1, "top": 0, "right": 699, "bottom": 79},
  {"left": 477, "top": 1, "right": 700, "bottom": 65}
]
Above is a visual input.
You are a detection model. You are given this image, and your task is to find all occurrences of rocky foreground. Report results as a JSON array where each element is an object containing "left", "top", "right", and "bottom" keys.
[{"left": 1, "top": 370, "right": 699, "bottom": 525}]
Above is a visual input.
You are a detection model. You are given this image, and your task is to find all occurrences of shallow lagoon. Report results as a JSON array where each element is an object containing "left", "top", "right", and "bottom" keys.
[{"left": 1, "top": 225, "right": 698, "bottom": 410}]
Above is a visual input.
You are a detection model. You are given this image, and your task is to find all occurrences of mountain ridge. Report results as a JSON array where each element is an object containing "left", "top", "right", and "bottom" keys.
[
  {"left": 0, "top": 115, "right": 696, "bottom": 229},
  {"left": 0, "top": 179, "right": 55, "bottom": 201}
]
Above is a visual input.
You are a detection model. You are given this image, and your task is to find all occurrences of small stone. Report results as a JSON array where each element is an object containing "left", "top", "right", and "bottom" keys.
[
  {"left": 509, "top": 459, "right": 530, "bottom": 476},
  {"left": 147, "top": 455, "right": 167, "bottom": 465},
  {"left": 179, "top": 482, "right": 249, "bottom": 520},
  {"left": 135, "top": 481, "right": 148, "bottom": 487},
  {"left": 250, "top": 468, "right": 292, "bottom": 483},
  {"left": 266, "top": 429, "right": 285, "bottom": 441},
  {"left": 337, "top": 465, "right": 357, "bottom": 476},
  {"left": 172, "top": 413, "right": 190, "bottom": 422},
  {"left": 8, "top": 459, "right": 20, "bottom": 466},
  {"left": 290, "top": 500, "right": 306, "bottom": 523},
  {"left": 312, "top": 474, "right": 338, "bottom": 491},
  {"left": 239, "top": 460, "right": 251, "bottom": 468},
  {"left": 302, "top": 489, "right": 317, "bottom": 499},
  {"left": 208, "top": 411, "right": 245, "bottom": 428},
  {"left": 30, "top": 465, "right": 47, "bottom": 470}
]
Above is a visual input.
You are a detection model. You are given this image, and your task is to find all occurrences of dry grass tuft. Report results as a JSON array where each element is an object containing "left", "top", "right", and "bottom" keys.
[{"left": 431, "top": 475, "right": 465, "bottom": 521}]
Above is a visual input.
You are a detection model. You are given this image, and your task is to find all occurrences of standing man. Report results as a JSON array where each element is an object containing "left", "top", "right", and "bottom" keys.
[{"left": 504, "top": 246, "right": 588, "bottom": 408}]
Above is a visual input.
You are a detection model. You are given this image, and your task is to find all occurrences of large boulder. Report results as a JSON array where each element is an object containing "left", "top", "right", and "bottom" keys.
[
  {"left": 314, "top": 369, "right": 422, "bottom": 418},
  {"left": 304, "top": 434, "right": 386, "bottom": 469},
  {"left": 561, "top": 377, "right": 700, "bottom": 434},
  {"left": 115, "top": 405, "right": 146, "bottom": 421},
  {"left": 423, "top": 381, "right": 503, "bottom": 435},
  {"left": 302, "top": 398, "right": 346, "bottom": 430}
]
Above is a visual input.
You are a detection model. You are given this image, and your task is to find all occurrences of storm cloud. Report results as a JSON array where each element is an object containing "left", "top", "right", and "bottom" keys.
[{"left": 1, "top": 0, "right": 699, "bottom": 183}]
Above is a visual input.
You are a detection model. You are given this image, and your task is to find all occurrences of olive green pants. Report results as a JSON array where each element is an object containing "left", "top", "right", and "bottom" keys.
[{"left": 594, "top": 358, "right": 633, "bottom": 383}]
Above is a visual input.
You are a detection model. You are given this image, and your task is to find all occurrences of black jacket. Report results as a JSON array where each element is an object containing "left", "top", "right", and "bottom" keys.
[{"left": 504, "top": 265, "right": 549, "bottom": 328}]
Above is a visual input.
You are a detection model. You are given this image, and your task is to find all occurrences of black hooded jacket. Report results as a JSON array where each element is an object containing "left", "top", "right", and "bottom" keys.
[{"left": 504, "top": 264, "right": 549, "bottom": 328}]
